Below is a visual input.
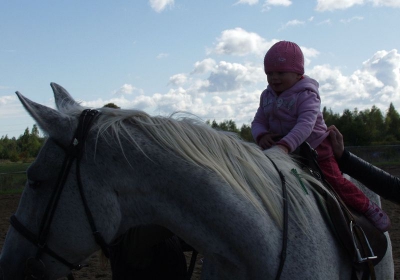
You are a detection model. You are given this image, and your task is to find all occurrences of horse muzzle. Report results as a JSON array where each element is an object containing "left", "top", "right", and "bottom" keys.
[
  {"left": 24, "top": 257, "right": 48, "bottom": 280},
  {"left": 0, "top": 257, "right": 48, "bottom": 280}
]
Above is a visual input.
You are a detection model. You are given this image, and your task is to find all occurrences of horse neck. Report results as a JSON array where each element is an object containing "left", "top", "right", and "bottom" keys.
[{"left": 109, "top": 142, "right": 280, "bottom": 264}]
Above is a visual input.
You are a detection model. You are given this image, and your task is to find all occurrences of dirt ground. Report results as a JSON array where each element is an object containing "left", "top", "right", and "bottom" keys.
[{"left": 1, "top": 166, "right": 400, "bottom": 279}]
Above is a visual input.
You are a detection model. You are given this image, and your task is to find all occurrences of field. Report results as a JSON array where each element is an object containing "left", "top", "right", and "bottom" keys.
[{"left": 0, "top": 164, "right": 399, "bottom": 279}]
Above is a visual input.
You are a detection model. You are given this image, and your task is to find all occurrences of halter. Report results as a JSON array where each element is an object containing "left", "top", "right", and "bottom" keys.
[{"left": 9, "top": 109, "right": 109, "bottom": 280}]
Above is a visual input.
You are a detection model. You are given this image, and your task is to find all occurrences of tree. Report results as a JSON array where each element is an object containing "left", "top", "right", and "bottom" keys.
[
  {"left": 209, "top": 120, "right": 239, "bottom": 133},
  {"left": 0, "top": 135, "right": 19, "bottom": 161},
  {"left": 103, "top": 103, "right": 120, "bottom": 109},
  {"left": 322, "top": 106, "right": 340, "bottom": 126},
  {"left": 207, "top": 120, "right": 254, "bottom": 142},
  {"left": 31, "top": 124, "right": 40, "bottom": 137},
  {"left": 360, "top": 106, "right": 384, "bottom": 143},
  {"left": 385, "top": 103, "right": 400, "bottom": 141},
  {"left": 239, "top": 124, "right": 254, "bottom": 142},
  {"left": 17, "top": 126, "right": 43, "bottom": 160}
]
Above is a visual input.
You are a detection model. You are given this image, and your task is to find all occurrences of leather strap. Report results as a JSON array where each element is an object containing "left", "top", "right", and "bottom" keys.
[{"left": 266, "top": 155, "right": 288, "bottom": 280}]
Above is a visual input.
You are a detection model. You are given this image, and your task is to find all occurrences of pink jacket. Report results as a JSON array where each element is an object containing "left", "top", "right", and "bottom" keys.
[{"left": 251, "top": 76, "right": 329, "bottom": 152}]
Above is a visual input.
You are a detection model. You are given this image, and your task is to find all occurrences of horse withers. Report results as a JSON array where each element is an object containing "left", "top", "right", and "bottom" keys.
[{"left": 0, "top": 83, "right": 394, "bottom": 279}]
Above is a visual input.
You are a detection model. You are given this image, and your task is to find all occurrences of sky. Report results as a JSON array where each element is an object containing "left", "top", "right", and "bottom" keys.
[{"left": 1, "top": 0, "right": 400, "bottom": 138}]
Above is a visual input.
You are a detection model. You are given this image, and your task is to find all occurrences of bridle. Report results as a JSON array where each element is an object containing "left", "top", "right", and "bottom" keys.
[{"left": 9, "top": 109, "right": 109, "bottom": 280}]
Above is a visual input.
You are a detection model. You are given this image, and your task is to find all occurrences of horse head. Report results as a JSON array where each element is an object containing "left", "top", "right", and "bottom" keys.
[{"left": 0, "top": 84, "right": 122, "bottom": 279}]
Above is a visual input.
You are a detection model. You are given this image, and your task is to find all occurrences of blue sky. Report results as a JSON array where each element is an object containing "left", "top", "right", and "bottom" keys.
[{"left": 1, "top": 0, "right": 400, "bottom": 138}]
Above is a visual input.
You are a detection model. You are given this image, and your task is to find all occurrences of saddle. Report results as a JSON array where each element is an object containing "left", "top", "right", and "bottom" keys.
[{"left": 295, "top": 142, "right": 388, "bottom": 278}]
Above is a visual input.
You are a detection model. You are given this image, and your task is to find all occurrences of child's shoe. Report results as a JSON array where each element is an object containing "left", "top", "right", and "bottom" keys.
[{"left": 364, "top": 201, "right": 391, "bottom": 232}]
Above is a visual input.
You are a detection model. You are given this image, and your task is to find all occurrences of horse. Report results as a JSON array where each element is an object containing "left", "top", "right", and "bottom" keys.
[{"left": 0, "top": 83, "right": 394, "bottom": 279}]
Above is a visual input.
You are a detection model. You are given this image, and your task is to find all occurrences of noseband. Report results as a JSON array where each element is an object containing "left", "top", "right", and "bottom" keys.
[{"left": 9, "top": 109, "right": 109, "bottom": 279}]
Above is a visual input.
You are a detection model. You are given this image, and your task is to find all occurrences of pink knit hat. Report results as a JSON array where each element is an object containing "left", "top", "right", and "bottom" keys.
[{"left": 264, "top": 41, "right": 304, "bottom": 75}]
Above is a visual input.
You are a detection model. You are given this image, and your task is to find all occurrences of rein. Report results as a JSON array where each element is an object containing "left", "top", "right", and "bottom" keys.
[
  {"left": 266, "top": 155, "right": 289, "bottom": 280},
  {"left": 9, "top": 109, "right": 109, "bottom": 279}
]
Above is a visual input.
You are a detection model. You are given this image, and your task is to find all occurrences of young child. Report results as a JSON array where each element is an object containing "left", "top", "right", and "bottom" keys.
[{"left": 251, "top": 40, "right": 391, "bottom": 232}]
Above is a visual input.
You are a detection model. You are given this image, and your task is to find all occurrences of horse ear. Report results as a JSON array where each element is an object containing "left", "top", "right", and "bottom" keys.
[
  {"left": 16, "top": 91, "right": 75, "bottom": 144},
  {"left": 50, "top": 82, "right": 83, "bottom": 111}
]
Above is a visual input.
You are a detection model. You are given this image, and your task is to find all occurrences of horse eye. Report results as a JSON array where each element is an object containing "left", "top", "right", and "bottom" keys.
[{"left": 28, "top": 179, "right": 41, "bottom": 189}]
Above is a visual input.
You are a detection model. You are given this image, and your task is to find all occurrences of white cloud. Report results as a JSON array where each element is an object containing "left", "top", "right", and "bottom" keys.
[
  {"left": 149, "top": 0, "right": 174, "bottom": 13},
  {"left": 262, "top": 0, "right": 292, "bottom": 11},
  {"left": 0, "top": 95, "right": 37, "bottom": 136},
  {"left": 210, "top": 28, "right": 274, "bottom": 56},
  {"left": 202, "top": 61, "right": 263, "bottom": 92},
  {"left": 302, "top": 46, "right": 320, "bottom": 66},
  {"left": 154, "top": 46, "right": 400, "bottom": 125},
  {"left": 210, "top": 28, "right": 319, "bottom": 64},
  {"left": 69, "top": 47, "right": 400, "bottom": 131},
  {"left": 361, "top": 49, "right": 400, "bottom": 90},
  {"left": 113, "top": 84, "right": 142, "bottom": 95},
  {"left": 82, "top": 94, "right": 155, "bottom": 110},
  {"left": 52, "top": 29, "right": 400, "bottom": 130},
  {"left": 315, "top": 0, "right": 400, "bottom": 11},
  {"left": 308, "top": 49, "right": 400, "bottom": 112},
  {"left": 157, "top": 53, "right": 169, "bottom": 59},
  {"left": 370, "top": 0, "right": 400, "bottom": 7},
  {"left": 316, "top": 0, "right": 364, "bottom": 11},
  {"left": 235, "top": 0, "right": 259, "bottom": 5},
  {"left": 169, "top": 73, "right": 187, "bottom": 86},
  {"left": 279, "top": 19, "right": 305, "bottom": 31},
  {"left": 265, "top": 0, "right": 292, "bottom": 6},
  {"left": 317, "top": 19, "right": 332, "bottom": 25},
  {"left": 340, "top": 16, "right": 364, "bottom": 23},
  {"left": 191, "top": 58, "right": 217, "bottom": 75},
  {"left": 153, "top": 87, "right": 194, "bottom": 112},
  {"left": 0, "top": 95, "right": 15, "bottom": 105}
]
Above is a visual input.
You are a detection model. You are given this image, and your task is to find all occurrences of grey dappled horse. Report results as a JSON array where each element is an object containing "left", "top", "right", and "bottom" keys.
[{"left": 0, "top": 83, "right": 394, "bottom": 279}]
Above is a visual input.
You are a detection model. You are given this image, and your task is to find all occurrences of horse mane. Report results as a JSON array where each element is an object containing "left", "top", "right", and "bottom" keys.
[{"left": 88, "top": 107, "right": 326, "bottom": 228}]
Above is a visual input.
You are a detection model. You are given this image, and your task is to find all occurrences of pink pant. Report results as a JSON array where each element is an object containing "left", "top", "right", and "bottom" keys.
[{"left": 316, "top": 138, "right": 370, "bottom": 213}]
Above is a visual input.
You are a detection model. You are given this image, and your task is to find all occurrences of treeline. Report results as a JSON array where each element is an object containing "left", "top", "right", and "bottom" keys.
[
  {"left": 323, "top": 103, "right": 400, "bottom": 146},
  {"left": 209, "top": 102, "right": 400, "bottom": 146},
  {"left": 1, "top": 103, "right": 400, "bottom": 161},
  {"left": 0, "top": 125, "right": 44, "bottom": 162}
]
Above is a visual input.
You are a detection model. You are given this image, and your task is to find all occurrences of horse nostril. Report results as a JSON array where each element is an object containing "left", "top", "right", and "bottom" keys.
[{"left": 25, "top": 258, "right": 46, "bottom": 279}]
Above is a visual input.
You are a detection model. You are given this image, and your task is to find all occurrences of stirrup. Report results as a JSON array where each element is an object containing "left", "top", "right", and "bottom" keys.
[{"left": 350, "top": 221, "right": 378, "bottom": 263}]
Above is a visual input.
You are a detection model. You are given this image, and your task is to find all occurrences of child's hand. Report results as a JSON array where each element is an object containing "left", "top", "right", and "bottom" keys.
[
  {"left": 258, "top": 133, "right": 281, "bottom": 150},
  {"left": 276, "top": 145, "right": 289, "bottom": 153}
]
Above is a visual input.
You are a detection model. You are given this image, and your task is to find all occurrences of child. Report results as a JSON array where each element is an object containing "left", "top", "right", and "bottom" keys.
[{"left": 251, "top": 40, "right": 391, "bottom": 232}]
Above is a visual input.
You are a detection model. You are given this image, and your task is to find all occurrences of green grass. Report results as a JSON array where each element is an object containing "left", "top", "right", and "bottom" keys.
[
  {"left": 0, "top": 162, "right": 31, "bottom": 173},
  {"left": 375, "top": 162, "right": 400, "bottom": 167},
  {"left": 0, "top": 161, "right": 30, "bottom": 194},
  {"left": 0, "top": 188, "right": 25, "bottom": 195}
]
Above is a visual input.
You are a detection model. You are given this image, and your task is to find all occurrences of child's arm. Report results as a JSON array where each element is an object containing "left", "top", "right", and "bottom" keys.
[
  {"left": 251, "top": 106, "right": 281, "bottom": 149},
  {"left": 277, "top": 91, "right": 321, "bottom": 152}
]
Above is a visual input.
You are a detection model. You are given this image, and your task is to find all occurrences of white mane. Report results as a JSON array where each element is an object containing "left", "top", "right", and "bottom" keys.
[{"left": 92, "top": 108, "right": 327, "bottom": 228}]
